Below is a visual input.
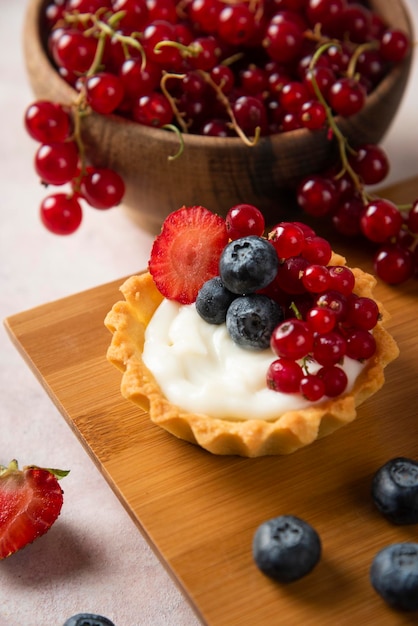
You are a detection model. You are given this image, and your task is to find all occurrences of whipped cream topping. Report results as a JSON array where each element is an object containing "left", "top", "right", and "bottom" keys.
[{"left": 142, "top": 299, "right": 366, "bottom": 421}]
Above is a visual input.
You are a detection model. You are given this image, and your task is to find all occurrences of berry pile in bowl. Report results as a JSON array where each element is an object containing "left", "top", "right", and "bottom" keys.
[
  {"left": 23, "top": 0, "right": 413, "bottom": 239},
  {"left": 105, "top": 204, "right": 399, "bottom": 457}
]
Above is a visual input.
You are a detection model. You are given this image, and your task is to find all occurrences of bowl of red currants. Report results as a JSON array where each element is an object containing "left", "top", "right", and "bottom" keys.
[{"left": 23, "top": 0, "right": 413, "bottom": 234}]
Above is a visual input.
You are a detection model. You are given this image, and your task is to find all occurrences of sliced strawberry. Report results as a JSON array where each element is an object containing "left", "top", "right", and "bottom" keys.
[
  {"left": 149, "top": 205, "right": 228, "bottom": 304},
  {"left": 0, "top": 460, "right": 68, "bottom": 559}
]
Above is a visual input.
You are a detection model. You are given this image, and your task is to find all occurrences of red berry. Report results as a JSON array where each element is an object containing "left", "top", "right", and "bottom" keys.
[
  {"left": 266, "top": 358, "right": 303, "bottom": 393},
  {"left": 268, "top": 222, "right": 305, "bottom": 259},
  {"left": 345, "top": 329, "right": 376, "bottom": 360},
  {"left": 270, "top": 318, "right": 314, "bottom": 360},
  {"left": 24, "top": 101, "right": 71, "bottom": 143},
  {"left": 0, "top": 460, "right": 67, "bottom": 559},
  {"left": 328, "top": 77, "right": 366, "bottom": 117},
  {"left": 313, "top": 331, "right": 346, "bottom": 366},
  {"left": 315, "top": 290, "right": 348, "bottom": 322},
  {"left": 380, "top": 28, "right": 410, "bottom": 63},
  {"left": 360, "top": 199, "right": 403, "bottom": 243},
  {"left": 132, "top": 92, "right": 173, "bottom": 127},
  {"left": 149, "top": 205, "right": 228, "bottom": 304},
  {"left": 40, "top": 193, "right": 83, "bottom": 235},
  {"left": 328, "top": 265, "right": 355, "bottom": 295},
  {"left": 300, "top": 374, "right": 325, "bottom": 401},
  {"left": 302, "top": 236, "right": 332, "bottom": 265},
  {"left": 217, "top": 4, "right": 256, "bottom": 46},
  {"left": 80, "top": 168, "right": 125, "bottom": 209},
  {"left": 348, "top": 144, "right": 390, "bottom": 185},
  {"left": 317, "top": 365, "right": 348, "bottom": 397},
  {"left": 225, "top": 204, "right": 265, "bottom": 240},
  {"left": 297, "top": 175, "right": 339, "bottom": 217},
  {"left": 306, "top": 306, "right": 336, "bottom": 333},
  {"left": 373, "top": 244, "right": 414, "bottom": 285},
  {"left": 302, "top": 264, "right": 331, "bottom": 293},
  {"left": 263, "top": 18, "right": 304, "bottom": 64},
  {"left": 85, "top": 72, "right": 125, "bottom": 114},
  {"left": 34, "top": 141, "right": 79, "bottom": 185},
  {"left": 346, "top": 295, "right": 379, "bottom": 330}
]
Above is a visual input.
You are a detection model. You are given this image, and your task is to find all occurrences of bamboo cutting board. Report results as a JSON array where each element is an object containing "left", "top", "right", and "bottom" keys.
[{"left": 4, "top": 178, "right": 418, "bottom": 626}]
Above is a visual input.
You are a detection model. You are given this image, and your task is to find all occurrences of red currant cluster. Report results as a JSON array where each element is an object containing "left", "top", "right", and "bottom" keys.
[
  {"left": 24, "top": 0, "right": 416, "bottom": 285},
  {"left": 25, "top": 100, "right": 125, "bottom": 233},
  {"left": 225, "top": 204, "right": 379, "bottom": 402}
]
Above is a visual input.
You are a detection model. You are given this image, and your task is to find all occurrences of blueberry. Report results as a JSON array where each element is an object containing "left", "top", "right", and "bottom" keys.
[
  {"left": 371, "top": 457, "right": 418, "bottom": 524},
  {"left": 252, "top": 515, "right": 321, "bottom": 583},
  {"left": 219, "top": 236, "right": 279, "bottom": 294},
  {"left": 62, "top": 614, "right": 115, "bottom": 626},
  {"left": 195, "top": 276, "right": 237, "bottom": 324},
  {"left": 370, "top": 543, "right": 418, "bottom": 611},
  {"left": 226, "top": 294, "right": 283, "bottom": 350}
]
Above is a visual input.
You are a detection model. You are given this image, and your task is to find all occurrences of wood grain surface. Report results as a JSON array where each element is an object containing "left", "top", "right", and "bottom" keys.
[{"left": 4, "top": 178, "right": 418, "bottom": 625}]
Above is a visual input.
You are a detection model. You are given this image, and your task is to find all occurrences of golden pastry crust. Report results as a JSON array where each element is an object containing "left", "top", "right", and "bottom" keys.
[{"left": 105, "top": 254, "right": 399, "bottom": 457}]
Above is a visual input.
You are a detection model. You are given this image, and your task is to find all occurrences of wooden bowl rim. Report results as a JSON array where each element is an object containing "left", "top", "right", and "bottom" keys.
[{"left": 23, "top": 0, "right": 414, "bottom": 152}]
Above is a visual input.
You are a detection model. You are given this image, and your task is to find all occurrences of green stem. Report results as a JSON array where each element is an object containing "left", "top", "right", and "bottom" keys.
[{"left": 308, "top": 42, "right": 368, "bottom": 202}]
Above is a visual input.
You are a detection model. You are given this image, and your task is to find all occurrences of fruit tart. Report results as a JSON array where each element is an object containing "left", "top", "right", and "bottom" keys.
[{"left": 105, "top": 205, "right": 399, "bottom": 457}]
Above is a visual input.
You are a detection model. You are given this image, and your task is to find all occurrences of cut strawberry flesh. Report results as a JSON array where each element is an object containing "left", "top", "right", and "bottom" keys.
[{"left": 149, "top": 205, "right": 228, "bottom": 304}]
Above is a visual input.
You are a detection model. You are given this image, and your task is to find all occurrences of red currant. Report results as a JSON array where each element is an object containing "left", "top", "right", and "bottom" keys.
[
  {"left": 266, "top": 358, "right": 304, "bottom": 393},
  {"left": 271, "top": 319, "right": 314, "bottom": 361},
  {"left": 34, "top": 141, "right": 79, "bottom": 185},
  {"left": 40, "top": 193, "right": 83, "bottom": 235},
  {"left": 80, "top": 168, "right": 125, "bottom": 209},
  {"left": 225, "top": 204, "right": 265, "bottom": 240},
  {"left": 25, "top": 101, "right": 71, "bottom": 143}
]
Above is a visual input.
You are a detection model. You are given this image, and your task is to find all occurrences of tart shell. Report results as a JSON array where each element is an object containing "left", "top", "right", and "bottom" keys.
[{"left": 105, "top": 256, "right": 399, "bottom": 457}]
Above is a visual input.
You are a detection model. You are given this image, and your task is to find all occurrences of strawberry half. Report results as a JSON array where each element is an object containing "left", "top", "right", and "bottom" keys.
[
  {"left": 0, "top": 460, "right": 68, "bottom": 559},
  {"left": 149, "top": 205, "right": 228, "bottom": 304}
]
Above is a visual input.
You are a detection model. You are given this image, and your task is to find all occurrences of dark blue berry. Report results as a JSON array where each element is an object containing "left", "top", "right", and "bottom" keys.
[
  {"left": 62, "top": 615, "right": 115, "bottom": 626},
  {"left": 195, "top": 276, "right": 237, "bottom": 324},
  {"left": 371, "top": 457, "right": 418, "bottom": 525},
  {"left": 226, "top": 294, "right": 283, "bottom": 349},
  {"left": 370, "top": 543, "right": 418, "bottom": 611},
  {"left": 253, "top": 515, "right": 321, "bottom": 582},
  {"left": 219, "top": 236, "right": 279, "bottom": 294}
]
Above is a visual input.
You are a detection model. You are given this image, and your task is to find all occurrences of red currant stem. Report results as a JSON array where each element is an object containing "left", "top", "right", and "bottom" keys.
[
  {"left": 160, "top": 72, "right": 190, "bottom": 133},
  {"left": 162, "top": 124, "right": 185, "bottom": 160},
  {"left": 290, "top": 301, "right": 302, "bottom": 320},
  {"left": 154, "top": 39, "right": 203, "bottom": 60},
  {"left": 346, "top": 41, "right": 379, "bottom": 80},
  {"left": 308, "top": 43, "right": 368, "bottom": 202},
  {"left": 198, "top": 69, "right": 261, "bottom": 146},
  {"left": 115, "top": 31, "right": 146, "bottom": 65}
]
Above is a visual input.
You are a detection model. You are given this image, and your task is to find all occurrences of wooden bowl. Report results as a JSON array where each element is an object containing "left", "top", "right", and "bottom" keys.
[{"left": 23, "top": 0, "right": 413, "bottom": 233}]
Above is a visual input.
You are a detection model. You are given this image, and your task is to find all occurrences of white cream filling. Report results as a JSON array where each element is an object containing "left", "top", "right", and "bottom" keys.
[{"left": 142, "top": 299, "right": 366, "bottom": 421}]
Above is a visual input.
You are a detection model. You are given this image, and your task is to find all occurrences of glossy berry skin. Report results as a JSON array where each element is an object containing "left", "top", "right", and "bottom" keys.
[
  {"left": 374, "top": 244, "right": 414, "bottom": 285},
  {"left": 25, "top": 100, "right": 71, "bottom": 143},
  {"left": 371, "top": 457, "right": 418, "bottom": 525},
  {"left": 40, "top": 193, "right": 83, "bottom": 235},
  {"left": 195, "top": 277, "right": 236, "bottom": 324},
  {"left": 35, "top": 141, "right": 79, "bottom": 186},
  {"left": 62, "top": 615, "right": 115, "bottom": 626},
  {"left": 225, "top": 204, "right": 265, "bottom": 240},
  {"left": 266, "top": 358, "right": 303, "bottom": 393},
  {"left": 85, "top": 72, "right": 125, "bottom": 114},
  {"left": 328, "top": 77, "right": 366, "bottom": 117},
  {"left": 360, "top": 199, "right": 403, "bottom": 243},
  {"left": 268, "top": 222, "right": 305, "bottom": 259},
  {"left": 226, "top": 294, "right": 283, "bottom": 350},
  {"left": 219, "top": 236, "right": 279, "bottom": 294},
  {"left": 270, "top": 318, "right": 314, "bottom": 361},
  {"left": 370, "top": 543, "right": 418, "bottom": 611},
  {"left": 253, "top": 515, "right": 321, "bottom": 582},
  {"left": 80, "top": 168, "right": 125, "bottom": 209}
]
